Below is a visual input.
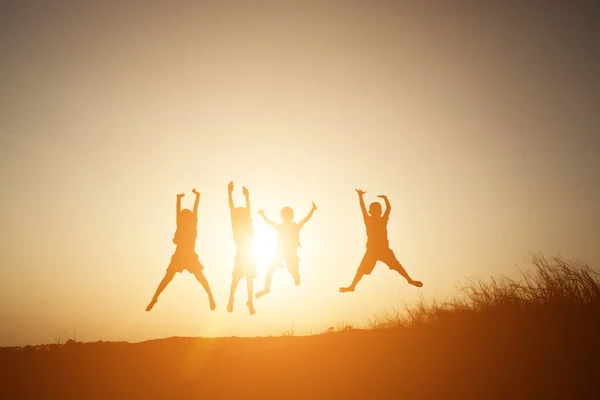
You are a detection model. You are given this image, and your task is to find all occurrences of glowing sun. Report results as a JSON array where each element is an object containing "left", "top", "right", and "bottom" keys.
[{"left": 252, "top": 222, "right": 277, "bottom": 269}]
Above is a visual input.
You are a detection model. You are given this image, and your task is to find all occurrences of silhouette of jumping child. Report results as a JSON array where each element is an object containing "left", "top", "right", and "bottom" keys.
[
  {"left": 340, "top": 189, "right": 423, "bottom": 293},
  {"left": 227, "top": 181, "right": 257, "bottom": 315},
  {"left": 255, "top": 202, "right": 317, "bottom": 299},
  {"left": 146, "top": 189, "right": 216, "bottom": 312}
]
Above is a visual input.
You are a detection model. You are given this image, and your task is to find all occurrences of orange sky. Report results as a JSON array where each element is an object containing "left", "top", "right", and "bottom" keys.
[{"left": 1, "top": 2, "right": 599, "bottom": 346}]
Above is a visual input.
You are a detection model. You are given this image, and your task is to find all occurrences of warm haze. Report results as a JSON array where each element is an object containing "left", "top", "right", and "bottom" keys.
[{"left": 1, "top": 1, "right": 599, "bottom": 348}]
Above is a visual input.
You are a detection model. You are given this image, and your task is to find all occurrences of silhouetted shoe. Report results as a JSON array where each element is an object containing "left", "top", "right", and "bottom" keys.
[
  {"left": 255, "top": 289, "right": 270, "bottom": 299},
  {"left": 409, "top": 280, "right": 423, "bottom": 288},
  {"left": 339, "top": 286, "right": 354, "bottom": 293},
  {"left": 146, "top": 298, "right": 157, "bottom": 311}
]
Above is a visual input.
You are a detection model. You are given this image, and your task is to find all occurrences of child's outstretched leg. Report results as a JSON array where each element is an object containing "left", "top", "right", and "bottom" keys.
[
  {"left": 146, "top": 270, "right": 176, "bottom": 311},
  {"left": 339, "top": 252, "right": 375, "bottom": 293},
  {"left": 339, "top": 271, "right": 365, "bottom": 293},
  {"left": 255, "top": 263, "right": 277, "bottom": 299},
  {"left": 193, "top": 271, "right": 216, "bottom": 310},
  {"left": 287, "top": 255, "right": 300, "bottom": 286},
  {"left": 228, "top": 277, "right": 241, "bottom": 313},
  {"left": 246, "top": 278, "right": 256, "bottom": 315},
  {"left": 383, "top": 250, "right": 423, "bottom": 288}
]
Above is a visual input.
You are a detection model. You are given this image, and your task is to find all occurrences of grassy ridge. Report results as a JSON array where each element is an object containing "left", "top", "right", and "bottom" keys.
[
  {"left": 1, "top": 254, "right": 599, "bottom": 399},
  {"left": 368, "top": 253, "right": 600, "bottom": 329}
]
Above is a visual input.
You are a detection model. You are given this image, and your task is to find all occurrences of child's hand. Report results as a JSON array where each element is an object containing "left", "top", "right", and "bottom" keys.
[
  {"left": 192, "top": 188, "right": 200, "bottom": 196},
  {"left": 355, "top": 189, "right": 366, "bottom": 196},
  {"left": 312, "top": 202, "right": 317, "bottom": 211},
  {"left": 258, "top": 209, "right": 265, "bottom": 216},
  {"left": 377, "top": 195, "right": 387, "bottom": 199},
  {"left": 177, "top": 193, "right": 185, "bottom": 199},
  {"left": 228, "top": 181, "right": 234, "bottom": 192},
  {"left": 242, "top": 186, "right": 249, "bottom": 197}
]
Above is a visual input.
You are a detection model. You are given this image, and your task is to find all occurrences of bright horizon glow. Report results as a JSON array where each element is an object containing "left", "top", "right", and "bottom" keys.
[{"left": 253, "top": 222, "right": 277, "bottom": 275}]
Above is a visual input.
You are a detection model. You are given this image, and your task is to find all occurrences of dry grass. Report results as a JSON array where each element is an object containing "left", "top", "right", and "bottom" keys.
[{"left": 367, "top": 253, "right": 600, "bottom": 330}]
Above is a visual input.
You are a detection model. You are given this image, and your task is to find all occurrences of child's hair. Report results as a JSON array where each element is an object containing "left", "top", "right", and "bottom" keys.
[
  {"left": 232, "top": 207, "right": 252, "bottom": 231},
  {"left": 280, "top": 207, "right": 294, "bottom": 222},
  {"left": 369, "top": 202, "right": 382, "bottom": 216},
  {"left": 178, "top": 209, "right": 196, "bottom": 227}
]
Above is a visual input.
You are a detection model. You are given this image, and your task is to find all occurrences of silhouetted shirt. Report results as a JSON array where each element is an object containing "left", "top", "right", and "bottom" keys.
[
  {"left": 365, "top": 215, "right": 389, "bottom": 250},
  {"left": 233, "top": 223, "right": 254, "bottom": 251},
  {"left": 275, "top": 222, "right": 301, "bottom": 255},
  {"left": 173, "top": 226, "right": 197, "bottom": 252}
]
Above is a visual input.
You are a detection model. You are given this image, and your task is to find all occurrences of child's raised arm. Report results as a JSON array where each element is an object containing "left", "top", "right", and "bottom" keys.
[
  {"left": 378, "top": 195, "right": 391, "bottom": 219},
  {"left": 176, "top": 193, "right": 185, "bottom": 219},
  {"left": 192, "top": 188, "right": 200, "bottom": 216},
  {"left": 242, "top": 186, "right": 250, "bottom": 213},
  {"left": 258, "top": 209, "right": 277, "bottom": 228},
  {"left": 228, "top": 181, "right": 235, "bottom": 214},
  {"left": 299, "top": 202, "right": 317, "bottom": 228},
  {"left": 356, "top": 189, "right": 368, "bottom": 222}
]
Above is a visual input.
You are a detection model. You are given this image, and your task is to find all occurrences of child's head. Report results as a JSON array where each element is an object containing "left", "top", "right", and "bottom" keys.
[
  {"left": 232, "top": 207, "right": 252, "bottom": 230},
  {"left": 280, "top": 207, "right": 294, "bottom": 222},
  {"left": 369, "top": 202, "right": 382, "bottom": 217},
  {"left": 178, "top": 209, "right": 196, "bottom": 225}
]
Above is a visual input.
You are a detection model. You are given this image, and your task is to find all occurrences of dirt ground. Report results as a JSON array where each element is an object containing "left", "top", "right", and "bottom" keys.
[{"left": 2, "top": 322, "right": 599, "bottom": 399}]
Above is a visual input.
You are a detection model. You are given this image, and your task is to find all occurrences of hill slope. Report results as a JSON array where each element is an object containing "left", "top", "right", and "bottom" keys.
[
  {"left": 2, "top": 255, "right": 599, "bottom": 399},
  {"left": 1, "top": 325, "right": 599, "bottom": 399}
]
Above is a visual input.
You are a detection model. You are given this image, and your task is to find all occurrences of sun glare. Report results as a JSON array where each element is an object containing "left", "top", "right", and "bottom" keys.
[{"left": 253, "top": 223, "right": 277, "bottom": 271}]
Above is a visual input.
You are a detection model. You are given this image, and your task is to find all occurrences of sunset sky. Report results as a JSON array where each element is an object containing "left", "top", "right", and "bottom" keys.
[{"left": 1, "top": 1, "right": 599, "bottom": 346}]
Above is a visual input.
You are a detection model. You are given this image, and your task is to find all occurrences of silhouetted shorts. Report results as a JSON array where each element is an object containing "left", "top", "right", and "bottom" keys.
[
  {"left": 232, "top": 248, "right": 257, "bottom": 279},
  {"left": 167, "top": 251, "right": 204, "bottom": 275},
  {"left": 357, "top": 247, "right": 404, "bottom": 275},
  {"left": 270, "top": 252, "right": 300, "bottom": 278}
]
